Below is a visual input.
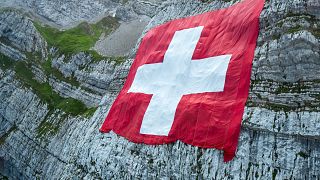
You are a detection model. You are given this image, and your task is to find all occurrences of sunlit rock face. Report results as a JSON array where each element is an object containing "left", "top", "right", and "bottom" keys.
[{"left": 0, "top": 0, "right": 319, "bottom": 179}]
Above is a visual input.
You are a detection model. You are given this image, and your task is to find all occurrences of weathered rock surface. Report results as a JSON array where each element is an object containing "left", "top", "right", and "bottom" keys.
[
  {"left": 0, "top": 42, "right": 26, "bottom": 60},
  {"left": 93, "top": 18, "right": 150, "bottom": 56},
  {"left": 0, "top": 0, "right": 319, "bottom": 179},
  {"left": 1, "top": 0, "right": 163, "bottom": 56},
  {"left": 0, "top": 0, "right": 162, "bottom": 27},
  {"left": 0, "top": 9, "right": 46, "bottom": 57}
]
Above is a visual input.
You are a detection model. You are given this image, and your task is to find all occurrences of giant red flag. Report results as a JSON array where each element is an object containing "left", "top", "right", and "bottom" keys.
[{"left": 100, "top": 0, "right": 265, "bottom": 162}]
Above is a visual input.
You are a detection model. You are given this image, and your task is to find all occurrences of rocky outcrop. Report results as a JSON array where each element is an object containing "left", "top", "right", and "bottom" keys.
[
  {"left": 0, "top": 42, "right": 26, "bottom": 60},
  {"left": 0, "top": 0, "right": 163, "bottom": 27},
  {"left": 1, "top": 0, "right": 164, "bottom": 56},
  {"left": 0, "top": 9, "right": 46, "bottom": 57},
  {"left": 0, "top": 0, "right": 319, "bottom": 179}
]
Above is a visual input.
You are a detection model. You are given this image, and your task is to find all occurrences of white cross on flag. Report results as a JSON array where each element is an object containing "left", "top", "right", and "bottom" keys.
[{"left": 100, "top": 0, "right": 265, "bottom": 162}]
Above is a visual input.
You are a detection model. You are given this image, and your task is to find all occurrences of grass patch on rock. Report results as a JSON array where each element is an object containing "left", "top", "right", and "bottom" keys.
[
  {"left": 274, "top": 82, "right": 308, "bottom": 94},
  {"left": 110, "top": 56, "right": 126, "bottom": 65},
  {"left": 34, "top": 17, "right": 126, "bottom": 65},
  {"left": 36, "top": 120, "right": 59, "bottom": 139},
  {"left": 14, "top": 61, "right": 88, "bottom": 116},
  {"left": 82, "top": 107, "right": 98, "bottom": 118},
  {"left": 87, "top": 50, "right": 126, "bottom": 65},
  {"left": 0, "top": 15, "right": 116, "bottom": 118},
  {"left": 34, "top": 16, "right": 119, "bottom": 56},
  {"left": 0, "top": 54, "right": 15, "bottom": 70}
]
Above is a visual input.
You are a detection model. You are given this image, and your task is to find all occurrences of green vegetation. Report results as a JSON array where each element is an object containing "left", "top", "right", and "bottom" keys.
[
  {"left": 56, "top": 98, "right": 87, "bottom": 116},
  {"left": 41, "top": 58, "right": 80, "bottom": 86},
  {"left": 86, "top": 50, "right": 126, "bottom": 65},
  {"left": 273, "top": 12, "right": 320, "bottom": 39},
  {"left": 36, "top": 106, "right": 97, "bottom": 139},
  {"left": 284, "top": 13, "right": 320, "bottom": 38},
  {"left": 297, "top": 151, "right": 309, "bottom": 159},
  {"left": 36, "top": 120, "right": 59, "bottom": 139},
  {"left": 245, "top": 162, "right": 252, "bottom": 180},
  {"left": 34, "top": 16, "right": 119, "bottom": 56},
  {"left": 247, "top": 79, "right": 319, "bottom": 112},
  {"left": 107, "top": 56, "right": 126, "bottom": 65},
  {"left": 287, "top": 25, "right": 302, "bottom": 34},
  {"left": 0, "top": 54, "right": 15, "bottom": 70},
  {"left": 33, "top": 16, "right": 125, "bottom": 78},
  {"left": 313, "top": 93, "right": 320, "bottom": 101},
  {"left": 310, "top": 28, "right": 320, "bottom": 38},
  {"left": 34, "top": 17, "right": 127, "bottom": 65},
  {"left": 0, "top": 175, "right": 9, "bottom": 180},
  {"left": 14, "top": 60, "right": 88, "bottom": 116},
  {"left": 0, "top": 125, "right": 17, "bottom": 145},
  {"left": 86, "top": 50, "right": 105, "bottom": 62},
  {"left": 272, "top": 34, "right": 281, "bottom": 40},
  {"left": 0, "top": 13, "right": 128, "bottom": 140},
  {"left": 265, "top": 102, "right": 292, "bottom": 112},
  {"left": 1, "top": 56, "right": 90, "bottom": 136},
  {"left": 0, "top": 16, "right": 125, "bottom": 121},
  {"left": 275, "top": 82, "right": 308, "bottom": 94},
  {"left": 272, "top": 168, "right": 278, "bottom": 180},
  {"left": 285, "top": 12, "right": 317, "bottom": 21},
  {"left": 82, "top": 107, "right": 98, "bottom": 118}
]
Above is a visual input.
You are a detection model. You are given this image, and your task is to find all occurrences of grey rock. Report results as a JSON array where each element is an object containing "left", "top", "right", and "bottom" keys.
[
  {"left": 74, "top": 60, "right": 117, "bottom": 94},
  {"left": 48, "top": 77, "right": 102, "bottom": 107},
  {"left": 31, "top": 65, "right": 47, "bottom": 83},
  {"left": 0, "top": 9, "right": 46, "bottom": 57},
  {"left": 0, "top": 0, "right": 164, "bottom": 28},
  {"left": 0, "top": 0, "right": 319, "bottom": 179},
  {"left": 0, "top": 42, "right": 26, "bottom": 60},
  {"left": 51, "top": 53, "right": 92, "bottom": 78},
  {"left": 94, "top": 18, "right": 150, "bottom": 56},
  {"left": 129, "top": 0, "right": 163, "bottom": 17}
]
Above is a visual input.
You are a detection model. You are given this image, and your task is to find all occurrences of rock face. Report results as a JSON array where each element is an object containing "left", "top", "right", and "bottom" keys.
[
  {"left": 0, "top": 0, "right": 319, "bottom": 179},
  {"left": 0, "top": 0, "right": 163, "bottom": 27},
  {"left": 0, "top": 9, "right": 47, "bottom": 57}
]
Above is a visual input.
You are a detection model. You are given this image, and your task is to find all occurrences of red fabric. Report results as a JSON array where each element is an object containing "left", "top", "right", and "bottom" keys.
[{"left": 100, "top": 0, "right": 265, "bottom": 162}]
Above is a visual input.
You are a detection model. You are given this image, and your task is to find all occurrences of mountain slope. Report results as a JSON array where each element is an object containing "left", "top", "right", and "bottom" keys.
[{"left": 0, "top": 0, "right": 319, "bottom": 179}]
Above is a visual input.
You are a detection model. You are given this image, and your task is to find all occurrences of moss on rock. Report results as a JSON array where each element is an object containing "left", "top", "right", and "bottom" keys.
[{"left": 34, "top": 16, "right": 119, "bottom": 56}]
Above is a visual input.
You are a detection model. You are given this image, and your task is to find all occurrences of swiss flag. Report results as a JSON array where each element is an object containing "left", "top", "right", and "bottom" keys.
[{"left": 100, "top": 0, "right": 265, "bottom": 162}]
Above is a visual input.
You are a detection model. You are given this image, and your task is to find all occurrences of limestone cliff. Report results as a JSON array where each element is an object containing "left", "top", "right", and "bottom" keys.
[{"left": 0, "top": 0, "right": 319, "bottom": 179}]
